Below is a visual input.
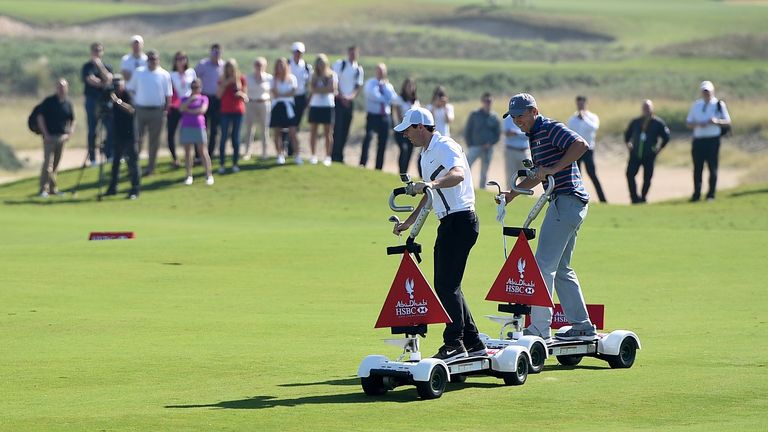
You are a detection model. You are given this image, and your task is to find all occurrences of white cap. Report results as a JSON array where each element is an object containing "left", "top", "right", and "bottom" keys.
[
  {"left": 130, "top": 35, "right": 144, "bottom": 45},
  {"left": 291, "top": 41, "right": 306, "bottom": 53},
  {"left": 700, "top": 80, "right": 714, "bottom": 92},
  {"left": 393, "top": 107, "right": 435, "bottom": 132}
]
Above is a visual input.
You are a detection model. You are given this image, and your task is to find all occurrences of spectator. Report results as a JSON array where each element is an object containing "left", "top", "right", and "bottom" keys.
[
  {"left": 81, "top": 41, "right": 114, "bottom": 164},
  {"left": 243, "top": 57, "right": 272, "bottom": 160},
  {"left": 36, "top": 79, "right": 75, "bottom": 198},
  {"left": 104, "top": 75, "right": 140, "bottom": 200},
  {"left": 685, "top": 80, "right": 731, "bottom": 202},
  {"left": 127, "top": 49, "right": 172, "bottom": 176},
  {"left": 307, "top": 53, "right": 337, "bottom": 166},
  {"left": 180, "top": 78, "right": 214, "bottom": 186},
  {"left": 624, "top": 100, "right": 670, "bottom": 204},
  {"left": 503, "top": 110, "right": 531, "bottom": 190},
  {"left": 359, "top": 63, "right": 396, "bottom": 170},
  {"left": 216, "top": 59, "right": 248, "bottom": 173},
  {"left": 427, "top": 86, "right": 454, "bottom": 137},
  {"left": 168, "top": 51, "right": 196, "bottom": 169},
  {"left": 120, "top": 35, "right": 147, "bottom": 83},
  {"left": 270, "top": 57, "right": 300, "bottom": 165},
  {"left": 392, "top": 77, "right": 419, "bottom": 174},
  {"left": 331, "top": 46, "right": 364, "bottom": 163},
  {"left": 195, "top": 44, "right": 224, "bottom": 158},
  {"left": 288, "top": 41, "right": 313, "bottom": 156},
  {"left": 464, "top": 92, "right": 501, "bottom": 188},
  {"left": 567, "top": 95, "right": 607, "bottom": 203}
]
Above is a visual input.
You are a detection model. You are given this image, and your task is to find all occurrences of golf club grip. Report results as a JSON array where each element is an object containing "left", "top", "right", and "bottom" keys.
[{"left": 393, "top": 187, "right": 406, "bottom": 196}]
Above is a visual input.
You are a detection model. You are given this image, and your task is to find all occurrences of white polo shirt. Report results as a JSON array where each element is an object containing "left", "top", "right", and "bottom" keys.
[
  {"left": 332, "top": 59, "right": 364, "bottom": 99},
  {"left": 127, "top": 66, "right": 172, "bottom": 107},
  {"left": 289, "top": 58, "right": 312, "bottom": 96},
  {"left": 567, "top": 111, "right": 600, "bottom": 148},
  {"left": 420, "top": 133, "right": 475, "bottom": 219},
  {"left": 686, "top": 97, "right": 731, "bottom": 139},
  {"left": 121, "top": 53, "right": 148, "bottom": 77}
]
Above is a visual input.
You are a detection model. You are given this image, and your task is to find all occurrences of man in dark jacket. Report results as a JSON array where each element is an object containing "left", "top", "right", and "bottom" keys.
[
  {"left": 464, "top": 92, "right": 500, "bottom": 188},
  {"left": 624, "top": 100, "right": 670, "bottom": 203},
  {"left": 36, "top": 79, "right": 75, "bottom": 197}
]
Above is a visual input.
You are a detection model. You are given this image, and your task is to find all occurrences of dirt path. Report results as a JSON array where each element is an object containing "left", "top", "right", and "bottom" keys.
[{"left": 2, "top": 133, "right": 743, "bottom": 204}]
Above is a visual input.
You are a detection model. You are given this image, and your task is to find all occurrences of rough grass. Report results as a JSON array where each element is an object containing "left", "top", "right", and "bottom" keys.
[{"left": 1, "top": 161, "right": 767, "bottom": 431}]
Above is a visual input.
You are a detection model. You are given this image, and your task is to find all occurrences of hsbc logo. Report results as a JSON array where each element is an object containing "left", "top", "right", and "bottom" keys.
[
  {"left": 395, "top": 278, "right": 429, "bottom": 317},
  {"left": 505, "top": 277, "right": 536, "bottom": 296}
]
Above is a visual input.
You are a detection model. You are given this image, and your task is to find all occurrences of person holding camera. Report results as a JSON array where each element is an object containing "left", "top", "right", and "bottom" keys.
[
  {"left": 81, "top": 42, "right": 114, "bottom": 165},
  {"left": 104, "top": 75, "right": 140, "bottom": 200}
]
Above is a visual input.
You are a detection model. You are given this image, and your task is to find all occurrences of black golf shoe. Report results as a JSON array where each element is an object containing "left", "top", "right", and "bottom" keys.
[{"left": 431, "top": 343, "right": 468, "bottom": 362}]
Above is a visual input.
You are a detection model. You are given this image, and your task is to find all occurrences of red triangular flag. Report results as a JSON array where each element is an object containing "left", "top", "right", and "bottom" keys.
[
  {"left": 375, "top": 252, "right": 452, "bottom": 328},
  {"left": 485, "top": 232, "right": 554, "bottom": 308}
]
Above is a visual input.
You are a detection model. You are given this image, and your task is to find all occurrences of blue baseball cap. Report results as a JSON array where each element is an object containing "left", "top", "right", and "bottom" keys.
[{"left": 503, "top": 93, "right": 537, "bottom": 118}]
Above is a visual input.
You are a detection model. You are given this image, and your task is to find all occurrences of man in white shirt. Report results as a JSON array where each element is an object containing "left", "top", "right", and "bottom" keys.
[
  {"left": 685, "top": 80, "right": 731, "bottom": 201},
  {"left": 127, "top": 49, "right": 172, "bottom": 176},
  {"left": 567, "top": 95, "right": 607, "bottom": 202},
  {"left": 503, "top": 114, "right": 531, "bottom": 190},
  {"left": 331, "top": 45, "right": 364, "bottom": 163},
  {"left": 120, "top": 35, "right": 147, "bottom": 83},
  {"left": 359, "top": 63, "right": 396, "bottom": 170},
  {"left": 286, "top": 42, "right": 313, "bottom": 156},
  {"left": 392, "top": 107, "right": 485, "bottom": 362}
]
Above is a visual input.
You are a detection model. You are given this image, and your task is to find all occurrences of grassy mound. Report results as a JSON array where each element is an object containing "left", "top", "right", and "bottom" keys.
[{"left": 1, "top": 160, "right": 767, "bottom": 430}]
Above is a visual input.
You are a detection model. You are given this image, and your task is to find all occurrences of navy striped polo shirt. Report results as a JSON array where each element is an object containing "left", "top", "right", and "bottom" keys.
[{"left": 527, "top": 115, "right": 590, "bottom": 203}]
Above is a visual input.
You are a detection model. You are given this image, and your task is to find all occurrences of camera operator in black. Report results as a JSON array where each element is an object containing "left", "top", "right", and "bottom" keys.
[
  {"left": 624, "top": 100, "right": 670, "bottom": 204},
  {"left": 104, "top": 75, "right": 140, "bottom": 199},
  {"left": 81, "top": 42, "right": 114, "bottom": 163}
]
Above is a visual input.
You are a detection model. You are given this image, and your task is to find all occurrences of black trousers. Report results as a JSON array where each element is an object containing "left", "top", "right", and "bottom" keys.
[
  {"left": 626, "top": 153, "right": 656, "bottom": 202},
  {"left": 360, "top": 113, "right": 390, "bottom": 169},
  {"left": 166, "top": 108, "right": 180, "bottom": 161},
  {"left": 108, "top": 134, "right": 140, "bottom": 194},
  {"left": 331, "top": 100, "right": 354, "bottom": 162},
  {"left": 395, "top": 131, "right": 414, "bottom": 174},
  {"left": 434, "top": 210, "right": 480, "bottom": 346},
  {"left": 578, "top": 149, "right": 607, "bottom": 202},
  {"left": 691, "top": 136, "right": 720, "bottom": 200},
  {"left": 204, "top": 95, "right": 221, "bottom": 157}
]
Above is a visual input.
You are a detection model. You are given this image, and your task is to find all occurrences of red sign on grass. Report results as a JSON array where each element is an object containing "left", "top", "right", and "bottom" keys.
[
  {"left": 88, "top": 232, "right": 135, "bottom": 240},
  {"left": 525, "top": 304, "right": 605, "bottom": 330},
  {"left": 375, "top": 252, "right": 451, "bottom": 328},
  {"left": 485, "top": 232, "right": 554, "bottom": 308}
]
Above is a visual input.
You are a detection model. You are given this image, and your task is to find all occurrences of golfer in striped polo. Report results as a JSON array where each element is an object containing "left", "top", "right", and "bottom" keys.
[{"left": 500, "top": 93, "right": 598, "bottom": 342}]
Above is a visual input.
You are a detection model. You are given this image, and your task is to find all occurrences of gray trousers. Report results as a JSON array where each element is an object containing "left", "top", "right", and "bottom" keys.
[
  {"left": 467, "top": 145, "right": 494, "bottom": 188},
  {"left": 505, "top": 147, "right": 532, "bottom": 190},
  {"left": 529, "top": 194, "right": 594, "bottom": 337},
  {"left": 135, "top": 107, "right": 165, "bottom": 174}
]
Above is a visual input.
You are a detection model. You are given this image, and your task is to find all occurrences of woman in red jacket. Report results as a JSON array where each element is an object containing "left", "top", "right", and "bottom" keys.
[{"left": 216, "top": 58, "right": 248, "bottom": 173}]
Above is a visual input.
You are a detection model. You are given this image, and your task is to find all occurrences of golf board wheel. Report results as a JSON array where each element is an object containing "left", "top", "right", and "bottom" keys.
[
  {"left": 529, "top": 342, "right": 546, "bottom": 374},
  {"left": 557, "top": 355, "right": 583, "bottom": 366},
  {"left": 416, "top": 366, "right": 447, "bottom": 399},
  {"left": 502, "top": 354, "right": 528, "bottom": 386},
  {"left": 607, "top": 337, "right": 637, "bottom": 369},
  {"left": 361, "top": 376, "right": 388, "bottom": 396}
]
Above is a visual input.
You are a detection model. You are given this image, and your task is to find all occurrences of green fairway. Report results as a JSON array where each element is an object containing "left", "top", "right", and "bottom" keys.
[{"left": 1, "top": 161, "right": 767, "bottom": 431}]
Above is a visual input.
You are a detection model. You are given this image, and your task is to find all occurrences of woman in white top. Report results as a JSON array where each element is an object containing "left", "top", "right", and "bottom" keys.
[
  {"left": 168, "top": 51, "right": 197, "bottom": 168},
  {"left": 243, "top": 57, "right": 272, "bottom": 160},
  {"left": 269, "top": 58, "right": 300, "bottom": 165},
  {"left": 392, "top": 77, "right": 419, "bottom": 174},
  {"left": 426, "top": 85, "right": 454, "bottom": 137},
  {"left": 307, "top": 54, "right": 338, "bottom": 166}
]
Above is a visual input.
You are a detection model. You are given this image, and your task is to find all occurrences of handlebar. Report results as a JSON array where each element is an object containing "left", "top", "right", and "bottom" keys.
[
  {"left": 389, "top": 187, "right": 414, "bottom": 212},
  {"left": 494, "top": 167, "right": 557, "bottom": 230}
]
